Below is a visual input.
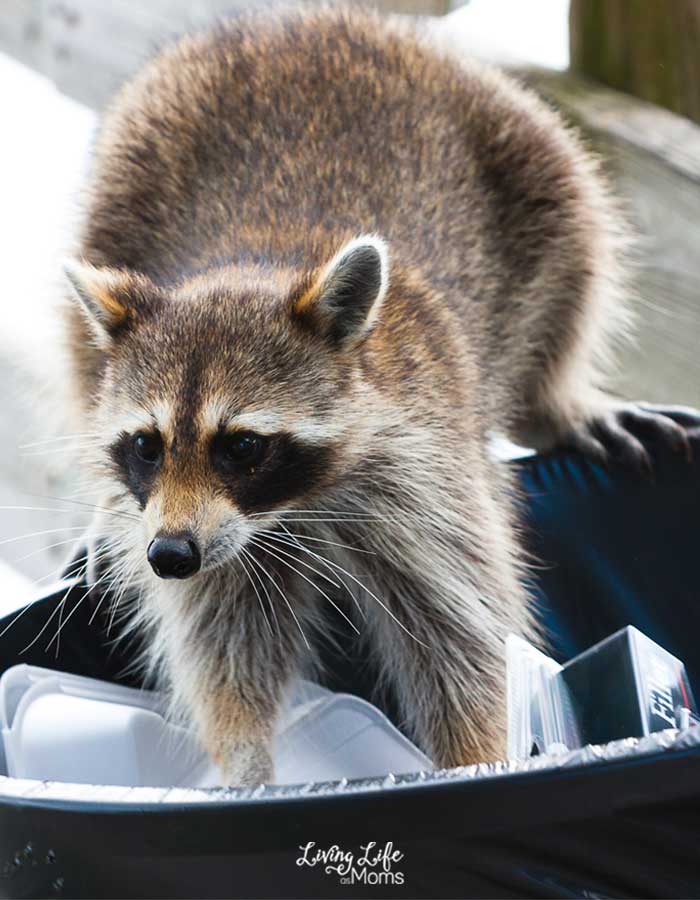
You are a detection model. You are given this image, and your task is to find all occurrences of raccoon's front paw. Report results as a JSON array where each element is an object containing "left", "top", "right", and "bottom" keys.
[
  {"left": 566, "top": 402, "right": 700, "bottom": 474},
  {"left": 219, "top": 743, "right": 274, "bottom": 788}
]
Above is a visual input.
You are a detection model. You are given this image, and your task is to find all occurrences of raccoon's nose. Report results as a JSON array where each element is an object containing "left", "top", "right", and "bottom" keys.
[{"left": 147, "top": 533, "right": 201, "bottom": 579}]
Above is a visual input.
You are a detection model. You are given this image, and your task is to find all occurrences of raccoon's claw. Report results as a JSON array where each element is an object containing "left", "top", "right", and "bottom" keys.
[
  {"left": 627, "top": 403, "right": 698, "bottom": 463},
  {"left": 637, "top": 402, "right": 700, "bottom": 433},
  {"left": 567, "top": 402, "right": 700, "bottom": 476},
  {"left": 565, "top": 427, "right": 610, "bottom": 468}
]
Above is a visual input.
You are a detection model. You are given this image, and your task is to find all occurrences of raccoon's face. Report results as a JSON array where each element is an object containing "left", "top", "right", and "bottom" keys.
[{"left": 65, "top": 236, "right": 388, "bottom": 580}]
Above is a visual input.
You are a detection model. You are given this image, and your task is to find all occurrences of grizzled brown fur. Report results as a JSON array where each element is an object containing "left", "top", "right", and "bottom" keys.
[{"left": 59, "top": 6, "right": 692, "bottom": 783}]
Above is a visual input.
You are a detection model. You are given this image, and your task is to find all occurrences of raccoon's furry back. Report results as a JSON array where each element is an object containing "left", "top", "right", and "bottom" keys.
[{"left": 69, "top": 5, "right": 626, "bottom": 438}]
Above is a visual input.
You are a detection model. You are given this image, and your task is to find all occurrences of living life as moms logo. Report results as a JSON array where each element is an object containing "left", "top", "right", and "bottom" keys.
[{"left": 296, "top": 841, "right": 405, "bottom": 886}]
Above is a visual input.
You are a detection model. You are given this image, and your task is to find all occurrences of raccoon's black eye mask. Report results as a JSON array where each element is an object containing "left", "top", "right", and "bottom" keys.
[
  {"left": 210, "top": 431, "right": 268, "bottom": 472},
  {"left": 109, "top": 430, "right": 164, "bottom": 508},
  {"left": 111, "top": 431, "right": 270, "bottom": 506},
  {"left": 109, "top": 426, "right": 333, "bottom": 513}
]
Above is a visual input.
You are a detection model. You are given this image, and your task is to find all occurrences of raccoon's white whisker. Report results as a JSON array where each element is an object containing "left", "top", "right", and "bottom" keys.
[
  {"left": 243, "top": 550, "right": 311, "bottom": 651},
  {"left": 31, "top": 561, "right": 83, "bottom": 590},
  {"left": 256, "top": 527, "right": 375, "bottom": 556},
  {"left": 264, "top": 527, "right": 367, "bottom": 622},
  {"left": 44, "top": 557, "right": 129, "bottom": 653},
  {"left": 333, "top": 566, "right": 429, "bottom": 647},
  {"left": 0, "top": 591, "right": 52, "bottom": 642},
  {"left": 87, "top": 579, "right": 114, "bottom": 627},
  {"left": 22, "top": 444, "right": 104, "bottom": 459},
  {"left": 54, "top": 585, "right": 68, "bottom": 658},
  {"left": 87, "top": 553, "right": 134, "bottom": 626},
  {"left": 0, "top": 526, "right": 91, "bottom": 548},
  {"left": 240, "top": 546, "right": 280, "bottom": 634},
  {"left": 30, "top": 539, "right": 116, "bottom": 589},
  {"left": 21, "top": 436, "right": 104, "bottom": 449},
  {"left": 283, "top": 542, "right": 430, "bottom": 649},
  {"left": 271, "top": 505, "right": 442, "bottom": 527},
  {"left": 249, "top": 509, "right": 381, "bottom": 518},
  {"left": 250, "top": 537, "right": 360, "bottom": 637},
  {"left": 22, "top": 562, "right": 109, "bottom": 656},
  {"left": 18, "top": 432, "right": 101, "bottom": 449},
  {"left": 0, "top": 500, "right": 136, "bottom": 528},
  {"left": 284, "top": 511, "right": 425, "bottom": 524},
  {"left": 13, "top": 534, "right": 113, "bottom": 565},
  {"left": 0, "top": 546, "right": 88, "bottom": 641},
  {"left": 19, "top": 587, "right": 71, "bottom": 654},
  {"left": 22, "top": 493, "right": 140, "bottom": 522},
  {"left": 58, "top": 486, "right": 104, "bottom": 498},
  {"left": 249, "top": 536, "right": 341, "bottom": 590},
  {"left": 294, "top": 510, "right": 428, "bottom": 525},
  {"left": 48, "top": 547, "right": 133, "bottom": 648},
  {"left": 238, "top": 550, "right": 274, "bottom": 637},
  {"left": 12, "top": 542, "right": 122, "bottom": 651},
  {"left": 0, "top": 506, "right": 97, "bottom": 516},
  {"left": 255, "top": 517, "right": 390, "bottom": 525},
  {"left": 106, "top": 555, "right": 141, "bottom": 636}
]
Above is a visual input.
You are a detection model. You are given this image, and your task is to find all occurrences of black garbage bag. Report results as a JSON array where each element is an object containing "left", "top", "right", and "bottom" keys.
[{"left": 1, "top": 437, "right": 699, "bottom": 899}]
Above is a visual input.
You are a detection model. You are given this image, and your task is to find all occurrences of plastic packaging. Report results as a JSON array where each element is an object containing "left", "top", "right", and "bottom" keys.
[
  {"left": 506, "top": 634, "right": 580, "bottom": 759},
  {"left": 561, "top": 625, "right": 698, "bottom": 745},
  {"left": 0, "top": 665, "right": 431, "bottom": 787},
  {"left": 507, "top": 627, "right": 697, "bottom": 760}
]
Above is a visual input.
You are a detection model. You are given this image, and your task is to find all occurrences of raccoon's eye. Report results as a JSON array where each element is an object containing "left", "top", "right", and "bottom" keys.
[
  {"left": 214, "top": 431, "right": 267, "bottom": 470},
  {"left": 133, "top": 431, "right": 163, "bottom": 465}
]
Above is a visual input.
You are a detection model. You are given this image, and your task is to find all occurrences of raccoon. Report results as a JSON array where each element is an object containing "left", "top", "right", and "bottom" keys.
[{"left": 60, "top": 6, "right": 697, "bottom": 784}]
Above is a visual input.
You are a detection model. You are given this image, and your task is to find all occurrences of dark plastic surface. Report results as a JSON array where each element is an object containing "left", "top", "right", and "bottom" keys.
[
  {"left": 2, "top": 746, "right": 700, "bottom": 899},
  {"left": 1, "top": 439, "right": 699, "bottom": 899}
]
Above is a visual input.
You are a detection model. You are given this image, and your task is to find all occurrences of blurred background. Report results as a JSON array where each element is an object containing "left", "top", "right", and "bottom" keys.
[{"left": 0, "top": 0, "right": 698, "bottom": 603}]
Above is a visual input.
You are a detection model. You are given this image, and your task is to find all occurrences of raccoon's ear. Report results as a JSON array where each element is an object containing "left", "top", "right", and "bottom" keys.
[
  {"left": 293, "top": 235, "right": 389, "bottom": 347},
  {"left": 63, "top": 259, "right": 136, "bottom": 345}
]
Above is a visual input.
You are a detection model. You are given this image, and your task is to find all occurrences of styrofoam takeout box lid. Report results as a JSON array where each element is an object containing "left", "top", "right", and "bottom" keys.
[{"left": 0, "top": 665, "right": 431, "bottom": 788}]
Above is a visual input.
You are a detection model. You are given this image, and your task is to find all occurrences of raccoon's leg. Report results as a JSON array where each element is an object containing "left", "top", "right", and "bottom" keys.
[
  {"left": 505, "top": 186, "right": 700, "bottom": 468},
  {"left": 559, "top": 401, "right": 700, "bottom": 472},
  {"left": 363, "top": 568, "right": 511, "bottom": 766},
  {"left": 190, "top": 676, "right": 279, "bottom": 786},
  {"left": 519, "top": 387, "right": 700, "bottom": 474},
  {"left": 511, "top": 278, "right": 700, "bottom": 472},
  {"left": 358, "top": 473, "right": 530, "bottom": 767},
  {"left": 154, "top": 572, "right": 309, "bottom": 787}
]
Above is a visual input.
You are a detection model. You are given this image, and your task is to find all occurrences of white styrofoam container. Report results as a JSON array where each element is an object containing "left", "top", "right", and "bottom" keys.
[{"left": 0, "top": 665, "right": 431, "bottom": 788}]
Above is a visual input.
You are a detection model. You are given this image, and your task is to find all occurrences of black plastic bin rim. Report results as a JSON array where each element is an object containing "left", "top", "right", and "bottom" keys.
[{"left": 0, "top": 725, "right": 696, "bottom": 815}]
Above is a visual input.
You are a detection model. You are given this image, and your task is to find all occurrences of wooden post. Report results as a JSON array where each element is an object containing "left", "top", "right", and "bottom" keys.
[{"left": 570, "top": 0, "right": 700, "bottom": 125}]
